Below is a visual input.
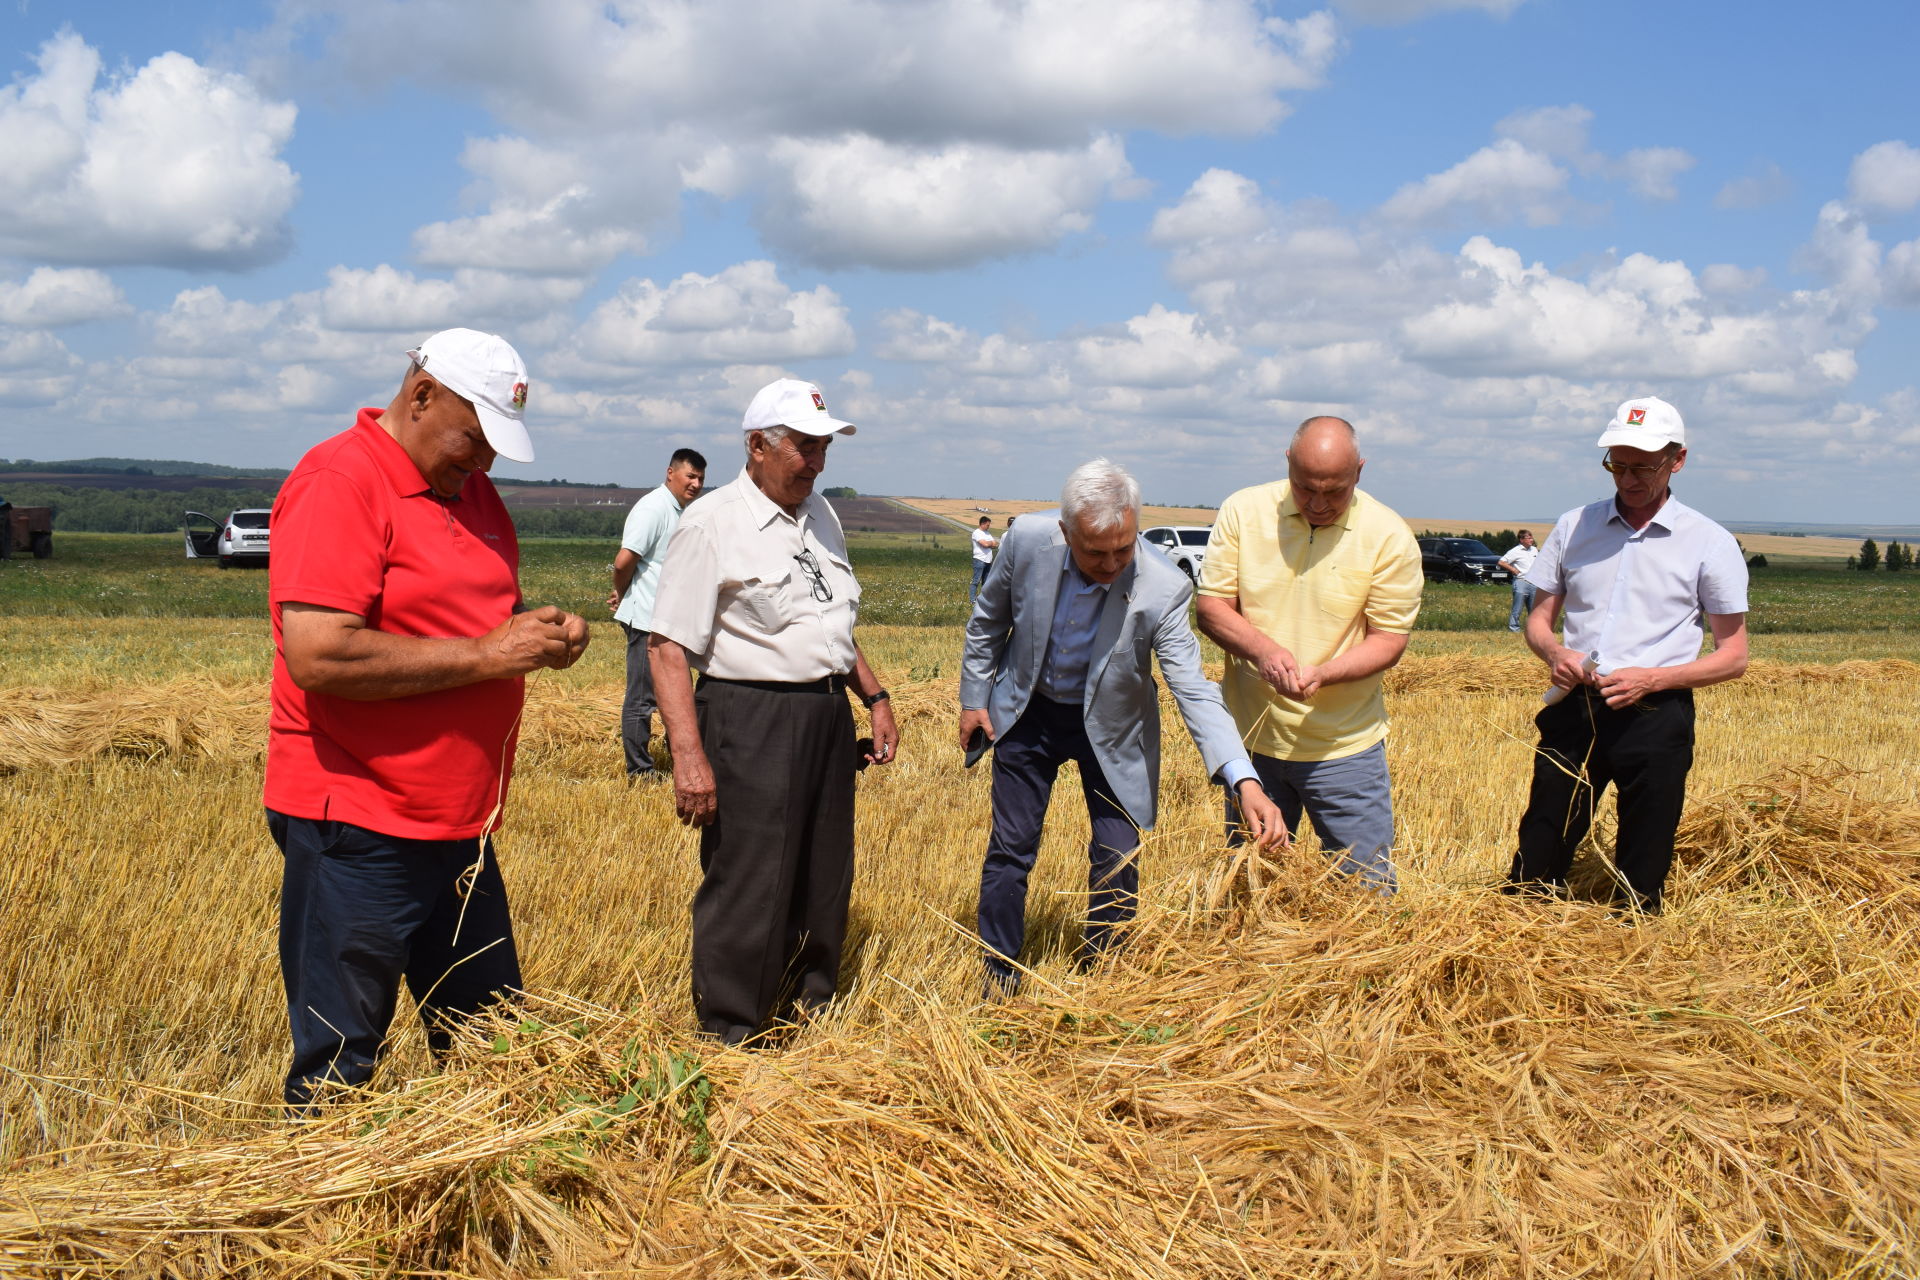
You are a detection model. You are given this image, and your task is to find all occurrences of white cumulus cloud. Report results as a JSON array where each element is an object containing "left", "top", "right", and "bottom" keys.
[
  {"left": 1074, "top": 305, "right": 1240, "bottom": 388},
  {"left": 317, "top": 265, "right": 587, "bottom": 333},
  {"left": 760, "top": 134, "right": 1136, "bottom": 270},
  {"left": 1384, "top": 107, "right": 1694, "bottom": 227},
  {"left": 274, "top": 0, "right": 1340, "bottom": 272},
  {"left": 1847, "top": 140, "right": 1920, "bottom": 216},
  {"left": 0, "top": 267, "right": 128, "bottom": 327},
  {"left": 571, "top": 261, "right": 855, "bottom": 370},
  {"left": 1617, "top": 147, "right": 1695, "bottom": 201},
  {"left": 1886, "top": 238, "right": 1920, "bottom": 307},
  {"left": 1380, "top": 138, "right": 1570, "bottom": 227},
  {"left": 411, "top": 133, "right": 670, "bottom": 276},
  {"left": 0, "top": 31, "right": 297, "bottom": 267}
]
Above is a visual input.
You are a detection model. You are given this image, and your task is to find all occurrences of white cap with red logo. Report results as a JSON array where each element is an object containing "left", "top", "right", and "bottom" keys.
[
  {"left": 1597, "top": 395, "right": 1685, "bottom": 452},
  {"left": 405, "top": 328, "right": 535, "bottom": 463},
  {"left": 742, "top": 378, "right": 856, "bottom": 437}
]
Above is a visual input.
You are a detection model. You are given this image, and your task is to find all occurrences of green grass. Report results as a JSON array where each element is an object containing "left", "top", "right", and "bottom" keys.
[
  {"left": 1417, "top": 566, "right": 1920, "bottom": 634},
  {"left": 7, "top": 533, "right": 1919, "bottom": 639}
]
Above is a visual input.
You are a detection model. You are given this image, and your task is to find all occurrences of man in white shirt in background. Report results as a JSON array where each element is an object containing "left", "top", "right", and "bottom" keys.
[
  {"left": 648, "top": 379, "right": 899, "bottom": 1045},
  {"left": 609, "top": 448, "right": 706, "bottom": 777},
  {"left": 1506, "top": 396, "right": 1749, "bottom": 915},
  {"left": 1497, "top": 529, "right": 1538, "bottom": 633},
  {"left": 970, "top": 516, "right": 999, "bottom": 601}
]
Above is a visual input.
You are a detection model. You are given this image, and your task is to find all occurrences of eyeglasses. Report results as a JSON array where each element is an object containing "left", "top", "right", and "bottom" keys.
[
  {"left": 1600, "top": 454, "right": 1675, "bottom": 481},
  {"left": 793, "top": 549, "right": 833, "bottom": 602}
]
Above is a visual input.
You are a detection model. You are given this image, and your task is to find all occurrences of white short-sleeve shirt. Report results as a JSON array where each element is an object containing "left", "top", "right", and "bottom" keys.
[
  {"left": 1525, "top": 493, "right": 1748, "bottom": 671},
  {"left": 971, "top": 526, "right": 996, "bottom": 563},
  {"left": 1501, "top": 542, "right": 1539, "bottom": 577},
  {"left": 648, "top": 473, "right": 861, "bottom": 681}
]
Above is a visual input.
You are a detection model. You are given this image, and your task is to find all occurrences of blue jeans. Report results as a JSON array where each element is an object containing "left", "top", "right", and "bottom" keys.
[
  {"left": 1227, "top": 741, "right": 1397, "bottom": 892},
  {"left": 970, "top": 558, "right": 991, "bottom": 601},
  {"left": 979, "top": 697, "right": 1139, "bottom": 990},
  {"left": 1507, "top": 580, "right": 1537, "bottom": 631}
]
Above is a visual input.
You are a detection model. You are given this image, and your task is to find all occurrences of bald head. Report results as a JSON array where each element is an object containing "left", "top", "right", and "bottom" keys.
[
  {"left": 1290, "top": 416, "right": 1360, "bottom": 467},
  {"left": 1286, "top": 415, "right": 1365, "bottom": 528}
]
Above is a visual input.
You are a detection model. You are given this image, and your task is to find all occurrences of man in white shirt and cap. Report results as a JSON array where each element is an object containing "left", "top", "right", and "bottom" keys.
[
  {"left": 1506, "top": 396, "right": 1749, "bottom": 914},
  {"left": 648, "top": 379, "right": 900, "bottom": 1044}
]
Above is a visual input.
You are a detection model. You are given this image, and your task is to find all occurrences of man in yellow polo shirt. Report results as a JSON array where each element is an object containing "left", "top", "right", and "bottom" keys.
[{"left": 1195, "top": 416, "right": 1422, "bottom": 891}]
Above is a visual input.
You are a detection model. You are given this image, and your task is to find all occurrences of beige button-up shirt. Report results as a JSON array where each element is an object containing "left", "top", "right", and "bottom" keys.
[{"left": 648, "top": 472, "right": 861, "bottom": 681}]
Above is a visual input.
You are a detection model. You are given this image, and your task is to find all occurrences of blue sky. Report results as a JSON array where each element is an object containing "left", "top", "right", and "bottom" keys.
[{"left": 1, "top": 0, "right": 1916, "bottom": 523}]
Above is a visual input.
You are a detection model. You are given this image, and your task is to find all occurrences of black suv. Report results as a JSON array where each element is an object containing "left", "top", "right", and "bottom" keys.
[{"left": 1418, "top": 537, "right": 1511, "bottom": 584}]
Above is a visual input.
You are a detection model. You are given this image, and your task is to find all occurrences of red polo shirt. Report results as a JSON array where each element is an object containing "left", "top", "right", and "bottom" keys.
[{"left": 265, "top": 409, "right": 525, "bottom": 840}]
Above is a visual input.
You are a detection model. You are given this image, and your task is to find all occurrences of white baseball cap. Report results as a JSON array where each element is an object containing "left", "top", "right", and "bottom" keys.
[
  {"left": 742, "top": 378, "right": 856, "bottom": 437},
  {"left": 405, "top": 328, "right": 535, "bottom": 463},
  {"left": 1597, "top": 395, "right": 1685, "bottom": 452}
]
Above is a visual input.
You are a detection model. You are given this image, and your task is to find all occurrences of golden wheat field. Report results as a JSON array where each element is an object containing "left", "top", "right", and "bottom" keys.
[{"left": 3, "top": 610, "right": 1920, "bottom": 1278}]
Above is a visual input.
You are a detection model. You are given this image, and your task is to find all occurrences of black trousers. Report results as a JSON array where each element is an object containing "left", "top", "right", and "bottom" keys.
[
  {"left": 978, "top": 696, "right": 1140, "bottom": 990},
  {"left": 1507, "top": 688, "right": 1695, "bottom": 912},
  {"left": 691, "top": 679, "right": 857, "bottom": 1044},
  {"left": 620, "top": 623, "right": 658, "bottom": 775},
  {"left": 269, "top": 810, "right": 522, "bottom": 1108}
]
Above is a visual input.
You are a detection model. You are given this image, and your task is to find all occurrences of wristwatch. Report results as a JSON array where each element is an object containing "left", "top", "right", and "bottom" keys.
[{"left": 860, "top": 688, "right": 890, "bottom": 709}]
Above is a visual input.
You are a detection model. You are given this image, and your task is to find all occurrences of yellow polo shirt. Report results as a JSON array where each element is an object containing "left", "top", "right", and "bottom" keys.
[{"left": 1198, "top": 482, "right": 1423, "bottom": 762}]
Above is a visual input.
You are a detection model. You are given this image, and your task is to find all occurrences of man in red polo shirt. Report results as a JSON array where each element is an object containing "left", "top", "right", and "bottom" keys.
[{"left": 265, "top": 328, "right": 588, "bottom": 1109}]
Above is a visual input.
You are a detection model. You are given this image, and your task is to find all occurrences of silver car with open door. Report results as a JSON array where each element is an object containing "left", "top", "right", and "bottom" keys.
[{"left": 184, "top": 508, "right": 271, "bottom": 568}]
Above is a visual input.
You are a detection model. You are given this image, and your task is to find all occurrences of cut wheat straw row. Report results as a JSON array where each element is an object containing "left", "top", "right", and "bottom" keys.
[
  {"left": 4, "top": 764, "right": 1919, "bottom": 1277},
  {"left": 4, "top": 659, "right": 1915, "bottom": 773}
]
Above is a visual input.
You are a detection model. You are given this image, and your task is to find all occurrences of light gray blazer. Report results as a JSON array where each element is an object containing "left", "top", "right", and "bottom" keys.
[{"left": 959, "top": 509, "right": 1250, "bottom": 831}]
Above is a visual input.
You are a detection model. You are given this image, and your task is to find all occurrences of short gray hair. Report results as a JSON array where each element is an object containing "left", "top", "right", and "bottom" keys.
[
  {"left": 1060, "top": 458, "right": 1141, "bottom": 536},
  {"left": 745, "top": 424, "right": 792, "bottom": 455}
]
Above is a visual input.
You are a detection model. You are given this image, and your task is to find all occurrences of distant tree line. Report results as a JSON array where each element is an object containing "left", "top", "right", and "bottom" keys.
[
  {"left": 492, "top": 476, "right": 626, "bottom": 489},
  {"left": 1849, "top": 538, "right": 1913, "bottom": 571},
  {"left": 0, "top": 483, "right": 281, "bottom": 533},
  {"left": 0, "top": 481, "right": 631, "bottom": 538},
  {"left": 0, "top": 457, "right": 288, "bottom": 479}
]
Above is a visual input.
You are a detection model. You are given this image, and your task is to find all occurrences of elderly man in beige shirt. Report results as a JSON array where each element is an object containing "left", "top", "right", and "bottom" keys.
[{"left": 648, "top": 379, "right": 899, "bottom": 1045}]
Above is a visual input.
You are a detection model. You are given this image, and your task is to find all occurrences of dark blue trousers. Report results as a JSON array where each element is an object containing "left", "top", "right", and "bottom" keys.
[
  {"left": 978, "top": 696, "right": 1140, "bottom": 990},
  {"left": 269, "top": 810, "right": 523, "bottom": 1108}
]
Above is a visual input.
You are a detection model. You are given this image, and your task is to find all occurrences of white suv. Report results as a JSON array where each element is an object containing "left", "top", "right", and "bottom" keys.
[
  {"left": 1142, "top": 525, "right": 1212, "bottom": 581},
  {"left": 185, "top": 508, "right": 272, "bottom": 568}
]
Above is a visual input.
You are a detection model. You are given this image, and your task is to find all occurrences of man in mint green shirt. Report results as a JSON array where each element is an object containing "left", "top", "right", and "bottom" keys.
[{"left": 608, "top": 447, "right": 705, "bottom": 775}]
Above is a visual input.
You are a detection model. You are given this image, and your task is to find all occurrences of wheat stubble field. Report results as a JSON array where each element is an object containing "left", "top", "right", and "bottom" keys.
[{"left": 3, "top": 533, "right": 1919, "bottom": 1278}]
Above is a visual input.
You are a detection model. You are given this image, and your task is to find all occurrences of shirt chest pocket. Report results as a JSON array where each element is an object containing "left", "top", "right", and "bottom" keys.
[
  {"left": 822, "top": 549, "right": 861, "bottom": 617},
  {"left": 1312, "top": 565, "right": 1370, "bottom": 619},
  {"left": 735, "top": 559, "right": 797, "bottom": 633}
]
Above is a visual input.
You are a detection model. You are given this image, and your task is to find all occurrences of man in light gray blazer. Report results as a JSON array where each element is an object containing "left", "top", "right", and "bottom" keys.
[{"left": 959, "top": 459, "right": 1285, "bottom": 994}]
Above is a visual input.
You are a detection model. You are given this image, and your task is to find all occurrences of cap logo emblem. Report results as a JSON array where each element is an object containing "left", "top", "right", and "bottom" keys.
[
  {"left": 511, "top": 381, "right": 528, "bottom": 411},
  {"left": 811, "top": 391, "right": 826, "bottom": 411},
  {"left": 1627, "top": 408, "right": 1646, "bottom": 425}
]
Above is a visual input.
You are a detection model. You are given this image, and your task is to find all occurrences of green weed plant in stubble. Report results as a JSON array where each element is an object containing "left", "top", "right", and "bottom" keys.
[{"left": 3, "top": 535, "right": 1920, "bottom": 1276}]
